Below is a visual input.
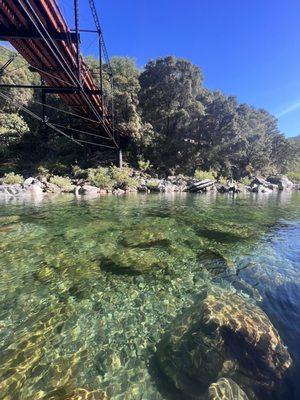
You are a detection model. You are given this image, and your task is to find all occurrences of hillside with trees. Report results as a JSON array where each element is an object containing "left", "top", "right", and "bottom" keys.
[{"left": 0, "top": 46, "right": 299, "bottom": 180}]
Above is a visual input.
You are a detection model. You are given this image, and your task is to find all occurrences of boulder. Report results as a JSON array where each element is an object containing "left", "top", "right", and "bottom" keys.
[
  {"left": 45, "top": 182, "right": 61, "bottom": 193},
  {"left": 250, "top": 177, "right": 277, "bottom": 190},
  {"left": 0, "top": 184, "right": 25, "bottom": 197},
  {"left": 157, "top": 287, "right": 292, "bottom": 399},
  {"left": 267, "top": 175, "right": 293, "bottom": 191},
  {"left": 78, "top": 185, "right": 99, "bottom": 195},
  {"left": 158, "top": 180, "right": 177, "bottom": 193},
  {"left": 137, "top": 184, "right": 150, "bottom": 193},
  {"left": 252, "top": 184, "right": 273, "bottom": 194},
  {"left": 208, "top": 378, "right": 249, "bottom": 400},
  {"left": 26, "top": 183, "right": 44, "bottom": 196},
  {"left": 100, "top": 247, "right": 164, "bottom": 274},
  {"left": 112, "top": 188, "right": 125, "bottom": 195},
  {"left": 186, "top": 179, "right": 214, "bottom": 192},
  {"left": 216, "top": 184, "right": 230, "bottom": 193}
]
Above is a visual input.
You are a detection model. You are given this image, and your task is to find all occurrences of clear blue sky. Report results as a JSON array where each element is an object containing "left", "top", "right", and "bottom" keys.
[{"left": 60, "top": 0, "right": 300, "bottom": 137}]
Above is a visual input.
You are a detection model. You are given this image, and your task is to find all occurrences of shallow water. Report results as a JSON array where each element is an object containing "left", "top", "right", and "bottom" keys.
[{"left": 0, "top": 192, "right": 299, "bottom": 399}]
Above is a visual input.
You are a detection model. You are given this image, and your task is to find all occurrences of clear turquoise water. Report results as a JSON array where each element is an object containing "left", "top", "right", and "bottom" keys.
[{"left": 0, "top": 192, "right": 299, "bottom": 399}]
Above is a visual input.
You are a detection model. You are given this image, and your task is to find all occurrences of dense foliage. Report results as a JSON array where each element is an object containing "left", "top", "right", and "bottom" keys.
[{"left": 0, "top": 46, "right": 298, "bottom": 179}]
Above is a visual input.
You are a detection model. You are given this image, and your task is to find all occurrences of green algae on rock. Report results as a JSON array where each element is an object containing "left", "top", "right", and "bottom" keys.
[{"left": 157, "top": 286, "right": 292, "bottom": 399}]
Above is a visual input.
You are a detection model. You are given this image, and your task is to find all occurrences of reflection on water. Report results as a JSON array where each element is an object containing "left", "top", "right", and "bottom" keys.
[{"left": 0, "top": 192, "right": 299, "bottom": 399}]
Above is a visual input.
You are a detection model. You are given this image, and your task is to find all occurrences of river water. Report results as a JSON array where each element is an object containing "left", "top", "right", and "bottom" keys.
[{"left": 0, "top": 192, "right": 299, "bottom": 399}]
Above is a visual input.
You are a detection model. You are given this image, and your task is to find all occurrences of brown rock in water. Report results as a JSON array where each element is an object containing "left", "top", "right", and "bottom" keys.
[
  {"left": 157, "top": 287, "right": 292, "bottom": 399},
  {"left": 64, "top": 388, "right": 109, "bottom": 400},
  {"left": 209, "top": 378, "right": 249, "bottom": 400}
]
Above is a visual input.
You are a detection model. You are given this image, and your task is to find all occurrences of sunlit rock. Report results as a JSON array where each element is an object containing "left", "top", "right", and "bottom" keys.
[
  {"left": 208, "top": 378, "right": 249, "bottom": 400},
  {"left": 64, "top": 387, "right": 109, "bottom": 399},
  {"left": 157, "top": 287, "right": 292, "bottom": 399}
]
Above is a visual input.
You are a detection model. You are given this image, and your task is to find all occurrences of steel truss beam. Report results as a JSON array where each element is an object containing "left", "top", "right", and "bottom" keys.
[
  {"left": 0, "top": 84, "right": 102, "bottom": 95},
  {"left": 0, "top": 30, "right": 78, "bottom": 43}
]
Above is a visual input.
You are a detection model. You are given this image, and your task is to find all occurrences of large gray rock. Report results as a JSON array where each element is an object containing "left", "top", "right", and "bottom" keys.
[
  {"left": 186, "top": 179, "right": 214, "bottom": 192},
  {"left": 0, "top": 184, "right": 25, "bottom": 196},
  {"left": 157, "top": 287, "right": 292, "bottom": 399},
  {"left": 78, "top": 185, "right": 99, "bottom": 195},
  {"left": 112, "top": 188, "right": 125, "bottom": 195},
  {"left": 209, "top": 378, "right": 249, "bottom": 400},
  {"left": 267, "top": 175, "right": 293, "bottom": 190},
  {"left": 251, "top": 177, "right": 278, "bottom": 190},
  {"left": 44, "top": 182, "right": 61, "bottom": 193},
  {"left": 26, "top": 183, "right": 44, "bottom": 196}
]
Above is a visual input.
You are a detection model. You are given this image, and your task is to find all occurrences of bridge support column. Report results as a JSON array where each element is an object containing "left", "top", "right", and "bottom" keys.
[{"left": 119, "top": 148, "right": 123, "bottom": 169}]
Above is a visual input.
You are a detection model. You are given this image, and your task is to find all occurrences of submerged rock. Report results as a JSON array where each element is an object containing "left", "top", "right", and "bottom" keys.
[
  {"left": 100, "top": 247, "right": 165, "bottom": 274},
  {"left": 157, "top": 287, "right": 292, "bottom": 399},
  {"left": 64, "top": 388, "right": 109, "bottom": 399},
  {"left": 209, "top": 378, "right": 249, "bottom": 400}
]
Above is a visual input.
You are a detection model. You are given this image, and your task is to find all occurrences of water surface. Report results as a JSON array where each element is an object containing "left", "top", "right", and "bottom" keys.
[{"left": 0, "top": 192, "right": 299, "bottom": 399}]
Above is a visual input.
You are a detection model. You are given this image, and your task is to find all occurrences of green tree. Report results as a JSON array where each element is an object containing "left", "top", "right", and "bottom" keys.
[
  {"left": 0, "top": 112, "right": 29, "bottom": 155},
  {"left": 139, "top": 56, "right": 205, "bottom": 173}
]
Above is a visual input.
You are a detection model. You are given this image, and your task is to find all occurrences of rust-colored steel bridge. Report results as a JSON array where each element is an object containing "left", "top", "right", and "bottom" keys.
[{"left": 0, "top": 0, "right": 123, "bottom": 150}]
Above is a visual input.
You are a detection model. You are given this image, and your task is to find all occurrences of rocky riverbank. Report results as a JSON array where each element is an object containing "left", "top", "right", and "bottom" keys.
[{"left": 0, "top": 172, "right": 298, "bottom": 199}]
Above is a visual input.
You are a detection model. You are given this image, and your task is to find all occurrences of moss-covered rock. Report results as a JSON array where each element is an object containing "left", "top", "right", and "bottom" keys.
[
  {"left": 122, "top": 225, "right": 171, "bottom": 248},
  {"left": 100, "top": 247, "right": 165, "bottom": 274},
  {"left": 157, "top": 287, "right": 292, "bottom": 399}
]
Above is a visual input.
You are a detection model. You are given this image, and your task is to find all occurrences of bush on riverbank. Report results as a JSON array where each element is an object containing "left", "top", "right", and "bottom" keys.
[
  {"left": 49, "top": 175, "right": 73, "bottom": 191},
  {"left": 194, "top": 169, "right": 216, "bottom": 181},
  {"left": 85, "top": 165, "right": 138, "bottom": 190},
  {"left": 287, "top": 171, "right": 300, "bottom": 182},
  {"left": 2, "top": 172, "right": 24, "bottom": 185}
]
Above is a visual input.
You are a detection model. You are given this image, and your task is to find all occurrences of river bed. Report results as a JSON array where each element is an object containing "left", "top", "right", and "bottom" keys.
[{"left": 0, "top": 192, "right": 299, "bottom": 399}]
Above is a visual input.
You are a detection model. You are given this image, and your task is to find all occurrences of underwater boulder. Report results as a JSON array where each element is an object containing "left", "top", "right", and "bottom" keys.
[
  {"left": 157, "top": 287, "right": 292, "bottom": 399},
  {"left": 122, "top": 225, "right": 171, "bottom": 248},
  {"left": 64, "top": 388, "right": 109, "bottom": 399},
  {"left": 208, "top": 378, "right": 249, "bottom": 400},
  {"left": 100, "top": 247, "right": 165, "bottom": 274}
]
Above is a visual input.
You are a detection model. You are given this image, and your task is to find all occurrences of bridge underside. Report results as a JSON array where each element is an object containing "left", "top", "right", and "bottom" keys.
[{"left": 0, "top": 0, "right": 121, "bottom": 148}]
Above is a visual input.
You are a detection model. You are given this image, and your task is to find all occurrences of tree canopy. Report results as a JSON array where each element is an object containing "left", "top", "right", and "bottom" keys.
[{"left": 0, "top": 45, "right": 298, "bottom": 178}]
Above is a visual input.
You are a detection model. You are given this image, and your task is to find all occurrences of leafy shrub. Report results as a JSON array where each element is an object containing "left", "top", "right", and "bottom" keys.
[
  {"left": 137, "top": 157, "right": 152, "bottom": 172},
  {"left": 110, "top": 166, "right": 138, "bottom": 188},
  {"left": 240, "top": 177, "right": 252, "bottom": 186},
  {"left": 194, "top": 169, "right": 216, "bottom": 181},
  {"left": 2, "top": 172, "right": 24, "bottom": 185},
  {"left": 0, "top": 113, "right": 29, "bottom": 145},
  {"left": 49, "top": 162, "right": 69, "bottom": 175},
  {"left": 50, "top": 175, "right": 73, "bottom": 191},
  {"left": 37, "top": 165, "right": 50, "bottom": 177},
  {"left": 218, "top": 176, "right": 228, "bottom": 185},
  {"left": 287, "top": 171, "right": 300, "bottom": 182},
  {"left": 87, "top": 167, "right": 113, "bottom": 189},
  {"left": 72, "top": 165, "right": 88, "bottom": 179},
  {"left": 146, "top": 180, "right": 160, "bottom": 189}
]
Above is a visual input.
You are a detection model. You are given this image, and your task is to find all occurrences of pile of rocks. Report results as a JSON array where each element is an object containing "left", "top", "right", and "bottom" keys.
[
  {"left": 0, "top": 173, "right": 297, "bottom": 199},
  {"left": 248, "top": 175, "right": 294, "bottom": 193},
  {"left": 0, "top": 177, "right": 44, "bottom": 198}
]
